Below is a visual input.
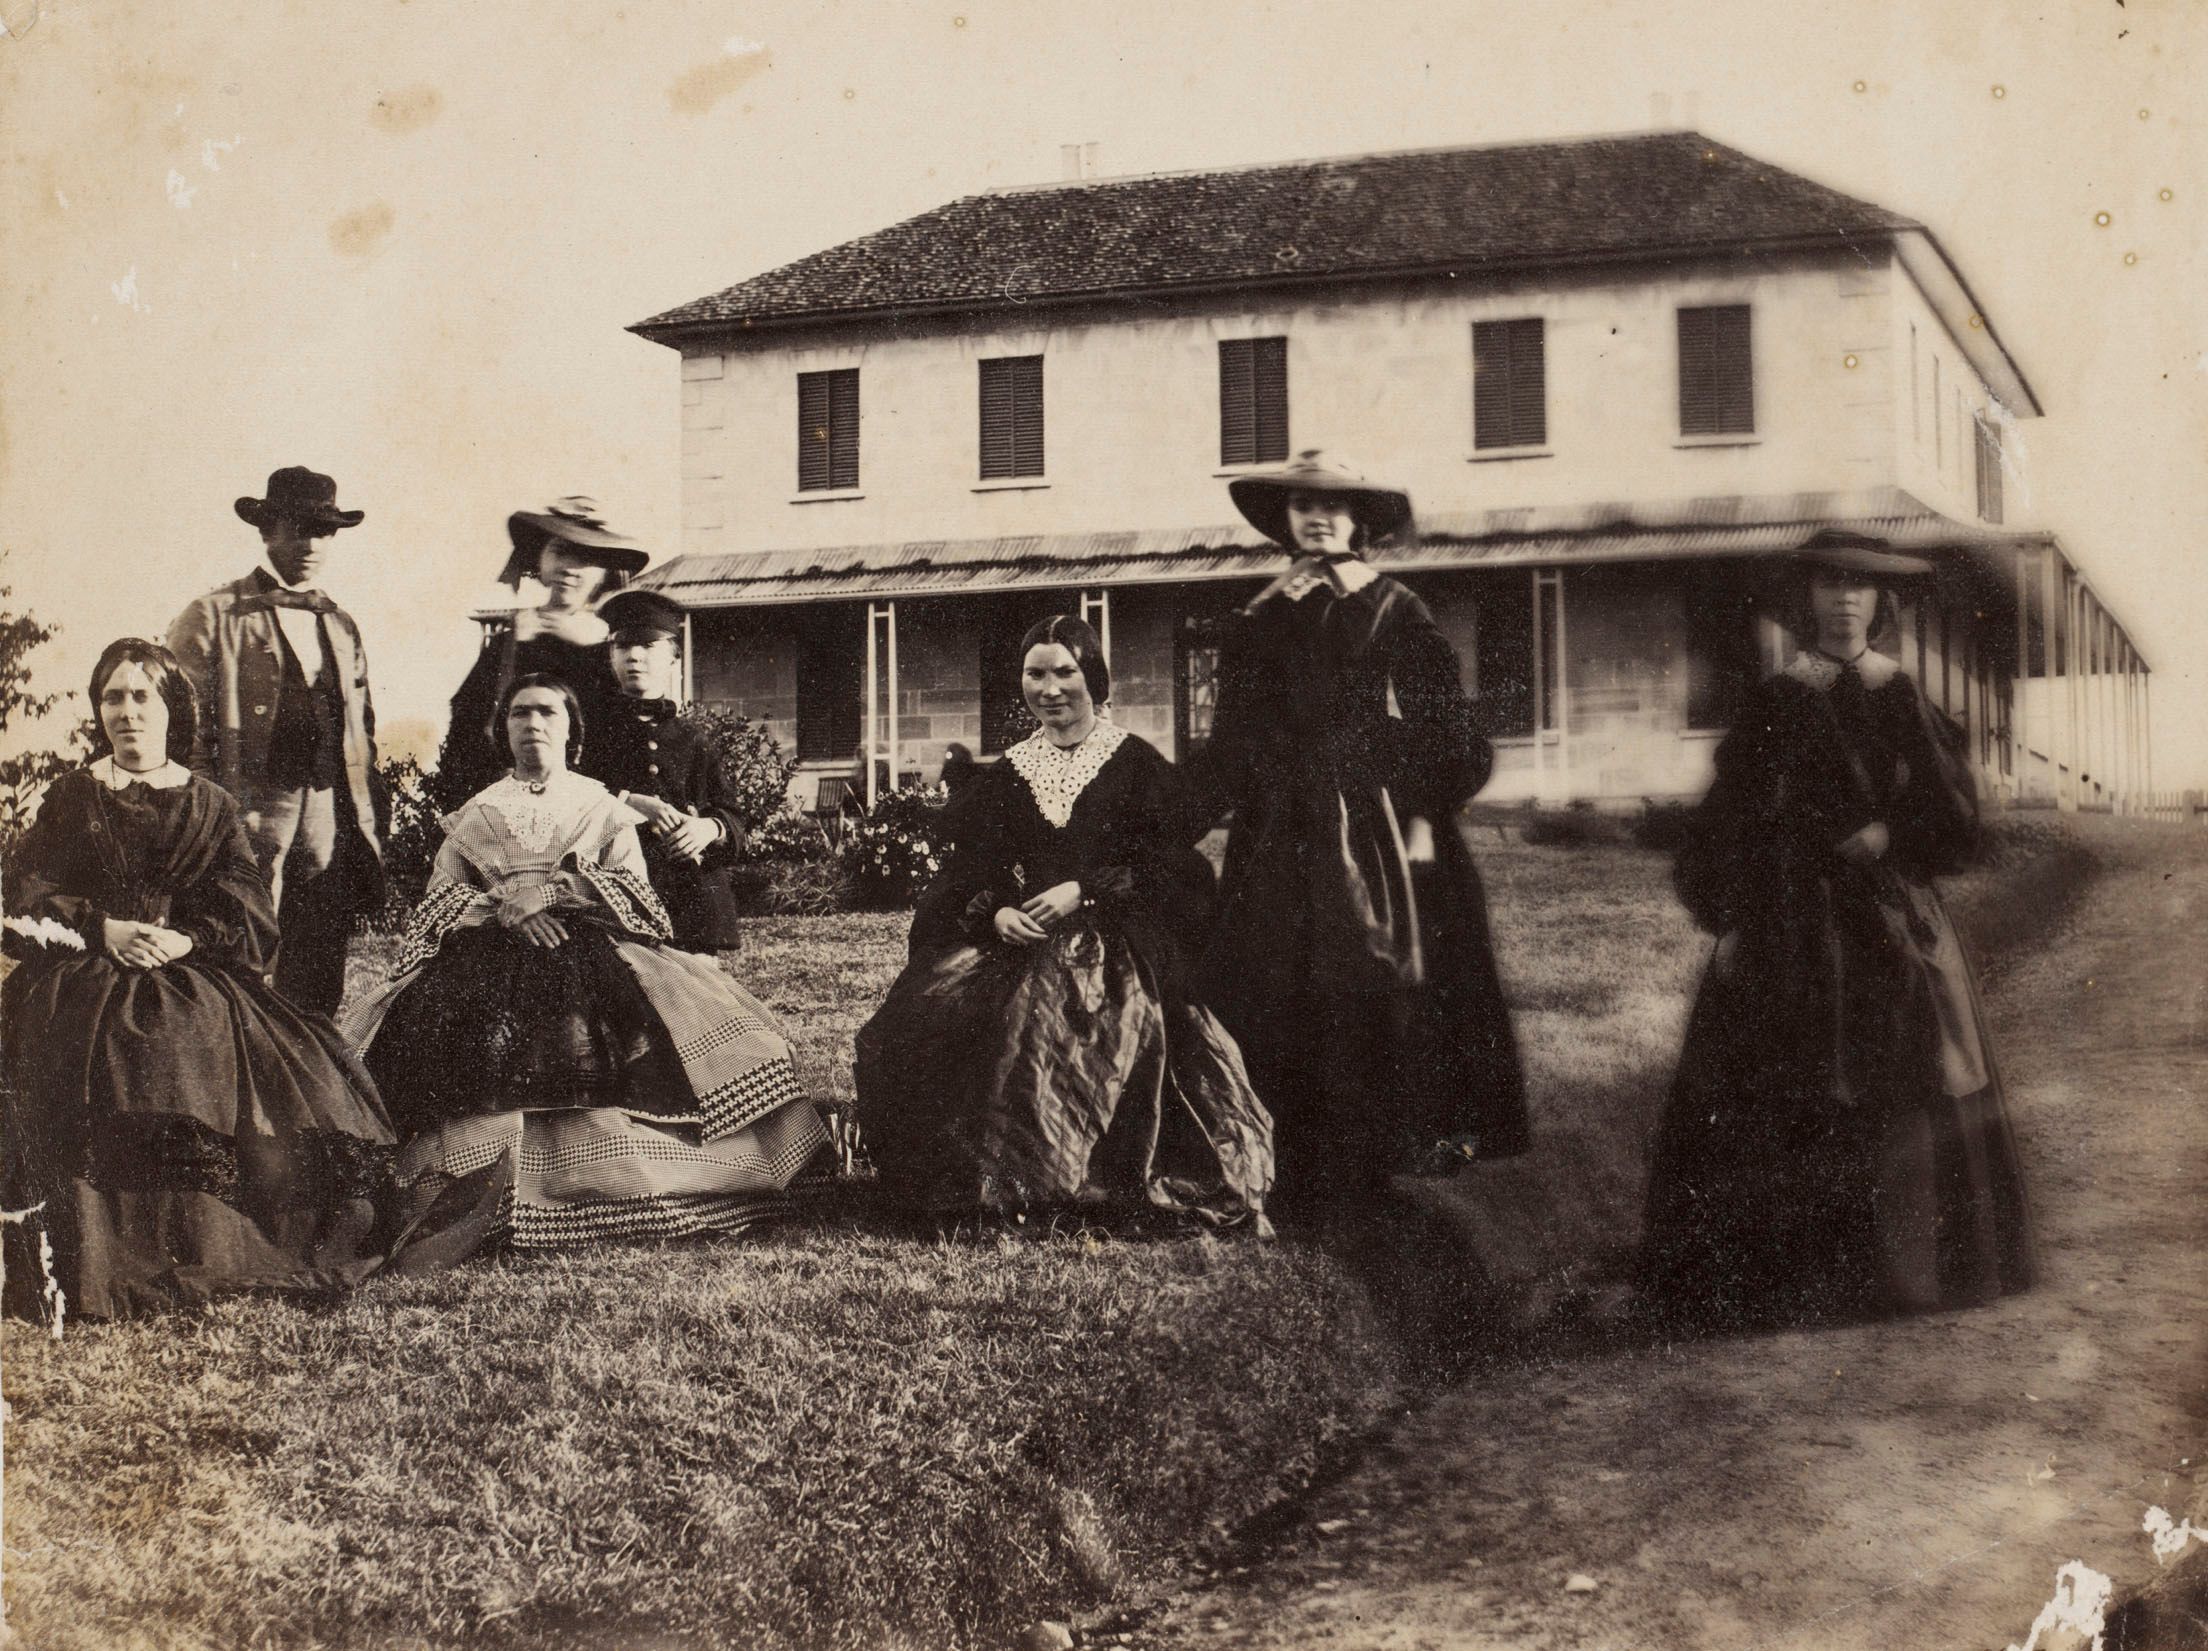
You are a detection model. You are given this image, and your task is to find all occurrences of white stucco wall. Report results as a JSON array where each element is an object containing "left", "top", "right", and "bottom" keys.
[{"left": 675, "top": 247, "right": 1925, "bottom": 561}]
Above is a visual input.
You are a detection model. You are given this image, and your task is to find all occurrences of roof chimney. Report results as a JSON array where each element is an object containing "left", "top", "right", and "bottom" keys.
[{"left": 1060, "top": 141, "right": 1099, "bottom": 180}]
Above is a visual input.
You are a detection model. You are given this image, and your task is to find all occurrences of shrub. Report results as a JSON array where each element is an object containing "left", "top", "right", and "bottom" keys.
[
  {"left": 365, "top": 754, "right": 444, "bottom": 932},
  {"left": 1521, "top": 804, "right": 1634, "bottom": 848},
  {"left": 839, "top": 782, "right": 951, "bottom": 909},
  {"left": 681, "top": 703, "right": 795, "bottom": 832}
]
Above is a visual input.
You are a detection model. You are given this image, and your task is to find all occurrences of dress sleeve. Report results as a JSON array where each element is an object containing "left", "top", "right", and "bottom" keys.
[
  {"left": 1673, "top": 691, "right": 1780, "bottom": 935},
  {"left": 168, "top": 793, "right": 283, "bottom": 972},
  {"left": 907, "top": 767, "right": 1010, "bottom": 954},
  {"left": 568, "top": 819, "right": 675, "bottom": 941},
  {"left": 1885, "top": 682, "right": 1982, "bottom": 877},
  {"left": 2, "top": 775, "right": 107, "bottom": 952},
  {"left": 1383, "top": 586, "right": 1493, "bottom": 817},
  {"left": 1088, "top": 742, "right": 1216, "bottom": 935}
]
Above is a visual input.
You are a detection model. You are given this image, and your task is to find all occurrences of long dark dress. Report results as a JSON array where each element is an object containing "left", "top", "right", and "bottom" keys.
[
  {"left": 1192, "top": 563, "right": 1529, "bottom": 1208},
  {"left": 1, "top": 768, "right": 394, "bottom": 1319},
  {"left": 853, "top": 725, "right": 1274, "bottom": 1230},
  {"left": 1638, "top": 650, "right": 2035, "bottom": 1329},
  {"left": 434, "top": 625, "right": 624, "bottom": 806}
]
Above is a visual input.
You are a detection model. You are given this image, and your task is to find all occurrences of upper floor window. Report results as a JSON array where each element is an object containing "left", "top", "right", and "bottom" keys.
[
  {"left": 1473, "top": 318, "right": 1547, "bottom": 449},
  {"left": 1677, "top": 304, "right": 1755, "bottom": 437},
  {"left": 979, "top": 355, "right": 1045, "bottom": 479},
  {"left": 1975, "top": 415, "right": 2004, "bottom": 524},
  {"left": 797, "top": 368, "right": 859, "bottom": 491},
  {"left": 1218, "top": 337, "right": 1289, "bottom": 468}
]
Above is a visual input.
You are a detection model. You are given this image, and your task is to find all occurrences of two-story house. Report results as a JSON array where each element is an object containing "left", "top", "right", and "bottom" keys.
[{"left": 610, "top": 131, "right": 2149, "bottom": 812}]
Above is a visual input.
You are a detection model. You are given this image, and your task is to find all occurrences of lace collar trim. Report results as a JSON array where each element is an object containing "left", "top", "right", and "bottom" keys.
[
  {"left": 1005, "top": 719, "right": 1130, "bottom": 828},
  {"left": 474, "top": 770, "right": 607, "bottom": 853},
  {"left": 1786, "top": 648, "right": 1900, "bottom": 692}
]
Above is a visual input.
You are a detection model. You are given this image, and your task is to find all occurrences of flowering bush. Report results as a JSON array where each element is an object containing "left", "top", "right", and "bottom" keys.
[
  {"left": 743, "top": 802, "right": 834, "bottom": 864},
  {"left": 837, "top": 782, "right": 950, "bottom": 908}
]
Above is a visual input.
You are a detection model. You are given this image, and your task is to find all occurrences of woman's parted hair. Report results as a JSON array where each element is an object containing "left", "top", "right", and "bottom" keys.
[
  {"left": 498, "top": 672, "right": 587, "bottom": 767},
  {"left": 1018, "top": 614, "right": 1111, "bottom": 705},
  {"left": 87, "top": 637, "right": 198, "bottom": 763}
]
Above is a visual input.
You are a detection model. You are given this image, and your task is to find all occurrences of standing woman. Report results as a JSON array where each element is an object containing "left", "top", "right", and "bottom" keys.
[
  {"left": 1193, "top": 451, "right": 1528, "bottom": 1217},
  {"left": 2, "top": 639, "right": 395, "bottom": 1319},
  {"left": 434, "top": 498, "right": 641, "bottom": 804},
  {"left": 854, "top": 617, "right": 1273, "bottom": 1231},
  {"left": 1638, "top": 530, "right": 2034, "bottom": 1330}
]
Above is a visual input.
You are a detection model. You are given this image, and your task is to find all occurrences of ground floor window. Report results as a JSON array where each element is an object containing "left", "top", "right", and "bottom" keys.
[
  {"left": 1460, "top": 571, "right": 1535, "bottom": 738},
  {"left": 1681, "top": 562, "right": 1761, "bottom": 730},
  {"left": 794, "top": 603, "right": 863, "bottom": 762}
]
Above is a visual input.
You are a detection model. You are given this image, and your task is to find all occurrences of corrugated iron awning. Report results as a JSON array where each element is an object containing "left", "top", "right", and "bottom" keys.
[
  {"left": 469, "top": 489, "right": 2055, "bottom": 618},
  {"left": 620, "top": 488, "right": 2047, "bottom": 609}
]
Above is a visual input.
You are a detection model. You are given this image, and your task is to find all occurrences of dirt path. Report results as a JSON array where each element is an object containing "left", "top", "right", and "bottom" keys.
[{"left": 1129, "top": 822, "right": 2208, "bottom": 1651}]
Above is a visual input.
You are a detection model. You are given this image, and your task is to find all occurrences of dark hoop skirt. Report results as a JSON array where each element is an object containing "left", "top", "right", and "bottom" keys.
[
  {"left": 364, "top": 924, "right": 691, "bottom": 1137},
  {"left": 1637, "top": 663, "right": 2035, "bottom": 1330},
  {"left": 2, "top": 771, "right": 394, "bottom": 1320},
  {"left": 854, "top": 737, "right": 1273, "bottom": 1231}
]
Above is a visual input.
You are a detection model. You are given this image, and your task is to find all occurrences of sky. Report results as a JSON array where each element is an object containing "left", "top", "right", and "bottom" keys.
[{"left": 2, "top": 0, "right": 2202, "bottom": 782}]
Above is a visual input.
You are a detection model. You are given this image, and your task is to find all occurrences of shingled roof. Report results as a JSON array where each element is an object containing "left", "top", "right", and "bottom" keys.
[{"left": 632, "top": 131, "right": 1918, "bottom": 338}]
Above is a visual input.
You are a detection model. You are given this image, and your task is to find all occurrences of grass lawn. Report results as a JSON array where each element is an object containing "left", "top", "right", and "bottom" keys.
[{"left": 2, "top": 829, "right": 2083, "bottom": 1650}]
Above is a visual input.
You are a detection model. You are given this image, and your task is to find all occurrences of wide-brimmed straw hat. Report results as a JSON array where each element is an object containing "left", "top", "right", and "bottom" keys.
[
  {"left": 235, "top": 466, "right": 364, "bottom": 532},
  {"left": 1227, "top": 450, "right": 1413, "bottom": 549},
  {"left": 1789, "top": 528, "right": 1934, "bottom": 580},
  {"left": 499, "top": 497, "right": 649, "bottom": 585}
]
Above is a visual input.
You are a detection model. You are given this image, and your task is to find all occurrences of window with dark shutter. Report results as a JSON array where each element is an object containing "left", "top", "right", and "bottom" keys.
[
  {"left": 1975, "top": 416, "right": 2003, "bottom": 523},
  {"left": 796, "top": 368, "right": 859, "bottom": 491},
  {"left": 1473, "top": 318, "right": 1547, "bottom": 449},
  {"left": 1218, "top": 337, "right": 1289, "bottom": 467},
  {"left": 1677, "top": 305, "right": 1755, "bottom": 436},
  {"left": 979, "top": 356, "right": 1045, "bottom": 479},
  {"left": 794, "top": 604, "right": 863, "bottom": 761}
]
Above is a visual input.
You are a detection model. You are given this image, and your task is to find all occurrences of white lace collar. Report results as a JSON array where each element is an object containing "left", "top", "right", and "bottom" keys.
[
  {"left": 1786, "top": 648, "right": 1900, "bottom": 691},
  {"left": 1005, "top": 719, "right": 1130, "bottom": 828},
  {"left": 95, "top": 755, "right": 191, "bottom": 791},
  {"left": 476, "top": 769, "right": 604, "bottom": 853}
]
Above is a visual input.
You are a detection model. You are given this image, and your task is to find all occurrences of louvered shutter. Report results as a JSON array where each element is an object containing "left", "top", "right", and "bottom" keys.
[
  {"left": 1250, "top": 337, "right": 1287, "bottom": 462},
  {"left": 828, "top": 369, "right": 859, "bottom": 488},
  {"left": 1678, "top": 305, "right": 1754, "bottom": 436},
  {"left": 980, "top": 356, "right": 1044, "bottom": 479},
  {"left": 1219, "top": 338, "right": 1288, "bottom": 466},
  {"left": 1219, "top": 342, "right": 1254, "bottom": 466},
  {"left": 1474, "top": 318, "right": 1546, "bottom": 449},
  {"left": 797, "top": 369, "right": 859, "bottom": 490},
  {"left": 797, "top": 372, "right": 830, "bottom": 491}
]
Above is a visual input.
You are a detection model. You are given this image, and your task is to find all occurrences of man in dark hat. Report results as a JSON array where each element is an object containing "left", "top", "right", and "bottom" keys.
[
  {"left": 168, "top": 466, "right": 384, "bottom": 1014},
  {"left": 588, "top": 588, "right": 747, "bottom": 952}
]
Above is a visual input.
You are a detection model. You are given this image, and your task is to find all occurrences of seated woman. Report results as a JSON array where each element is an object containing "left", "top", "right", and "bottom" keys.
[
  {"left": 2, "top": 639, "right": 394, "bottom": 1320},
  {"left": 1637, "top": 531, "right": 2035, "bottom": 1331},
  {"left": 344, "top": 674, "right": 826, "bottom": 1255},
  {"left": 854, "top": 616, "right": 1273, "bottom": 1233}
]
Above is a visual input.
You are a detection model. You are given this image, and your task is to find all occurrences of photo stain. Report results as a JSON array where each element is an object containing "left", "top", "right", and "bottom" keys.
[
  {"left": 669, "top": 51, "right": 771, "bottom": 116},
  {"left": 369, "top": 85, "right": 443, "bottom": 135},
  {"left": 2158, "top": 188, "right": 2173, "bottom": 201},
  {"left": 1852, "top": 80, "right": 1867, "bottom": 94},
  {"left": 2123, "top": 252, "right": 2138, "bottom": 266},
  {"left": 1843, "top": 354, "right": 1859, "bottom": 369},
  {"left": 2094, "top": 211, "right": 2112, "bottom": 227},
  {"left": 1991, "top": 85, "right": 2007, "bottom": 100},
  {"left": 329, "top": 202, "right": 395, "bottom": 258}
]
